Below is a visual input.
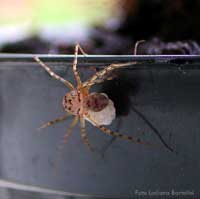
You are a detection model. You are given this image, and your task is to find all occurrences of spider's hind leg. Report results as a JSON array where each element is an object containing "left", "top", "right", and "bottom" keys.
[
  {"left": 53, "top": 116, "right": 79, "bottom": 174},
  {"left": 80, "top": 117, "right": 94, "bottom": 151},
  {"left": 96, "top": 125, "right": 154, "bottom": 147},
  {"left": 38, "top": 114, "right": 71, "bottom": 130},
  {"left": 85, "top": 114, "right": 159, "bottom": 148}
]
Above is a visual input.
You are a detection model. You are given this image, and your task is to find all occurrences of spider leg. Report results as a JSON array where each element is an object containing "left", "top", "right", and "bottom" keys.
[
  {"left": 83, "top": 40, "right": 145, "bottom": 88},
  {"left": 83, "top": 62, "right": 136, "bottom": 88},
  {"left": 80, "top": 116, "right": 94, "bottom": 151},
  {"left": 34, "top": 56, "right": 74, "bottom": 90},
  {"left": 62, "top": 116, "right": 79, "bottom": 143},
  {"left": 88, "top": 68, "right": 117, "bottom": 86},
  {"left": 38, "top": 114, "right": 71, "bottom": 130},
  {"left": 134, "top": 40, "right": 145, "bottom": 55},
  {"left": 84, "top": 76, "right": 114, "bottom": 87},
  {"left": 85, "top": 113, "right": 160, "bottom": 148},
  {"left": 100, "top": 117, "right": 122, "bottom": 157},
  {"left": 72, "top": 44, "right": 82, "bottom": 86},
  {"left": 53, "top": 116, "right": 79, "bottom": 173},
  {"left": 76, "top": 43, "right": 88, "bottom": 55}
]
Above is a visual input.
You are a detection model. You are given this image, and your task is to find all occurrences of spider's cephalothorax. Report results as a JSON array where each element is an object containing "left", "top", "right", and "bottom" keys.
[{"left": 62, "top": 89, "right": 85, "bottom": 115}]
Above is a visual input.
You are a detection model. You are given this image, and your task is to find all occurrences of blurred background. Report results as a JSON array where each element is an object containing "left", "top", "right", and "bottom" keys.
[{"left": 1, "top": 0, "right": 200, "bottom": 55}]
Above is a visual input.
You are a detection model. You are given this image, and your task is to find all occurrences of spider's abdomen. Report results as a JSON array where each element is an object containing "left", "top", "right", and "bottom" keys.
[
  {"left": 62, "top": 90, "right": 82, "bottom": 115},
  {"left": 84, "top": 93, "right": 109, "bottom": 112},
  {"left": 84, "top": 93, "right": 116, "bottom": 125}
]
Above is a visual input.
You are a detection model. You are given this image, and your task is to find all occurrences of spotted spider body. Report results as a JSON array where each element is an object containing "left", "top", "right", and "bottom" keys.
[
  {"left": 84, "top": 93, "right": 109, "bottom": 112},
  {"left": 62, "top": 88, "right": 110, "bottom": 115},
  {"left": 35, "top": 42, "right": 156, "bottom": 152}
]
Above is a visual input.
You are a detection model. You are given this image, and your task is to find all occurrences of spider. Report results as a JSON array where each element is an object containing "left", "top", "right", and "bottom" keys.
[{"left": 34, "top": 42, "right": 154, "bottom": 151}]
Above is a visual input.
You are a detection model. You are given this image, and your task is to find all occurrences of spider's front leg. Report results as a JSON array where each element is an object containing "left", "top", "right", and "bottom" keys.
[
  {"left": 83, "top": 62, "right": 136, "bottom": 88},
  {"left": 72, "top": 43, "right": 88, "bottom": 87},
  {"left": 72, "top": 44, "right": 82, "bottom": 86},
  {"left": 83, "top": 40, "right": 145, "bottom": 88},
  {"left": 34, "top": 56, "right": 74, "bottom": 90}
]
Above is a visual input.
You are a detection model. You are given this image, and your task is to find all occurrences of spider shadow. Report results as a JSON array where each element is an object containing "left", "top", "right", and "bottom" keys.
[{"left": 98, "top": 69, "right": 175, "bottom": 158}]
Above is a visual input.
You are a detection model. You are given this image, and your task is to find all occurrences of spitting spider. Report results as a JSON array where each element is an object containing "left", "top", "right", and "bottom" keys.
[{"left": 34, "top": 42, "right": 154, "bottom": 151}]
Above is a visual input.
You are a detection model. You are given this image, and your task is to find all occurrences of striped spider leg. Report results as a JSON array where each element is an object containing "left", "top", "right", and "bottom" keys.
[
  {"left": 82, "top": 40, "right": 145, "bottom": 88},
  {"left": 34, "top": 44, "right": 93, "bottom": 150},
  {"left": 34, "top": 41, "right": 156, "bottom": 153}
]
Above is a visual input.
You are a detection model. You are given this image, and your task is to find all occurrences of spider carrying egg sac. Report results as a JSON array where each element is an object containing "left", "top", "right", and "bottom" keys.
[{"left": 84, "top": 93, "right": 116, "bottom": 126}]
